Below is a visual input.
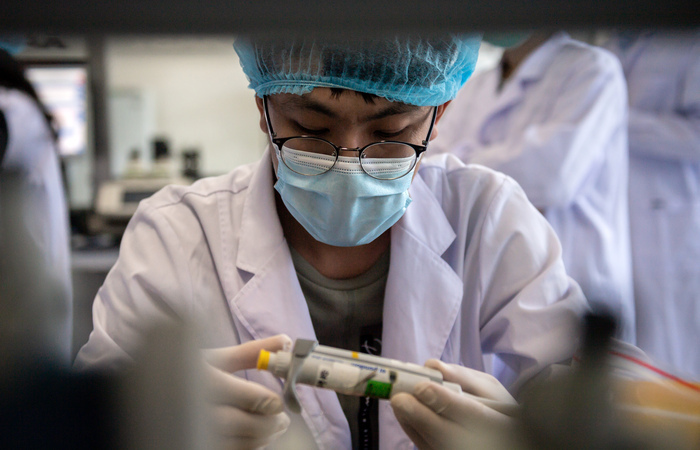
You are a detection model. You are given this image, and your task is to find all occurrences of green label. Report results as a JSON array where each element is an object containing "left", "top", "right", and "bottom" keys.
[{"left": 364, "top": 380, "right": 393, "bottom": 399}]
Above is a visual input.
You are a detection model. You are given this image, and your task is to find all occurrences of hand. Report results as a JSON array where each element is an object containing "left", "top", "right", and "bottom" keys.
[
  {"left": 203, "top": 335, "right": 293, "bottom": 450},
  {"left": 390, "top": 360, "right": 517, "bottom": 449},
  {"left": 425, "top": 359, "right": 516, "bottom": 405}
]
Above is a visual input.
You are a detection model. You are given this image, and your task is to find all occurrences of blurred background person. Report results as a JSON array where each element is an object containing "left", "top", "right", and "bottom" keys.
[
  {"left": 430, "top": 31, "right": 636, "bottom": 344},
  {"left": 0, "top": 38, "right": 73, "bottom": 365},
  {"left": 604, "top": 30, "right": 700, "bottom": 379}
]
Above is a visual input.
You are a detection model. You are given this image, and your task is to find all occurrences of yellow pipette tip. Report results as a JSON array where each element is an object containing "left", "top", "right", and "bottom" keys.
[{"left": 257, "top": 349, "right": 270, "bottom": 371}]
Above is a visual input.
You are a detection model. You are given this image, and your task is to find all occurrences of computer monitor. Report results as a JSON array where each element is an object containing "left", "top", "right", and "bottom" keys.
[{"left": 24, "top": 63, "right": 89, "bottom": 157}]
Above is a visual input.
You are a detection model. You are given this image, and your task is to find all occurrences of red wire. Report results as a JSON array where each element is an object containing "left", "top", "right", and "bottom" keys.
[{"left": 607, "top": 350, "right": 700, "bottom": 394}]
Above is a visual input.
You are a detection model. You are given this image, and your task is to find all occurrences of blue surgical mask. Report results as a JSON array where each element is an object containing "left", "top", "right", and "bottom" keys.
[{"left": 273, "top": 147, "right": 413, "bottom": 247}]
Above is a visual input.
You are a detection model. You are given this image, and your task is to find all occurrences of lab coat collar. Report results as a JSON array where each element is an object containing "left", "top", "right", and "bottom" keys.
[
  {"left": 379, "top": 171, "right": 464, "bottom": 449},
  {"left": 515, "top": 31, "right": 571, "bottom": 83},
  {"left": 236, "top": 147, "right": 285, "bottom": 273},
  {"left": 400, "top": 170, "right": 457, "bottom": 256},
  {"left": 232, "top": 146, "right": 318, "bottom": 341},
  {"left": 231, "top": 148, "right": 351, "bottom": 447},
  {"left": 383, "top": 169, "right": 462, "bottom": 363},
  {"left": 236, "top": 148, "right": 458, "bottom": 271}
]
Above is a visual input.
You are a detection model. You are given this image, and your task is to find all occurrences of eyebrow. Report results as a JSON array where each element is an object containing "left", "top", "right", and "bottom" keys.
[
  {"left": 274, "top": 95, "right": 424, "bottom": 122},
  {"left": 365, "top": 103, "right": 424, "bottom": 121}
]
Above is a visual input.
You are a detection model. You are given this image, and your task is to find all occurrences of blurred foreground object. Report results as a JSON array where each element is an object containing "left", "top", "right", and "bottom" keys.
[
  {"left": 118, "top": 319, "right": 212, "bottom": 450},
  {"left": 1, "top": 0, "right": 699, "bottom": 35},
  {"left": 608, "top": 341, "right": 700, "bottom": 446},
  {"left": 520, "top": 313, "right": 700, "bottom": 449},
  {"left": 0, "top": 317, "right": 211, "bottom": 448}
]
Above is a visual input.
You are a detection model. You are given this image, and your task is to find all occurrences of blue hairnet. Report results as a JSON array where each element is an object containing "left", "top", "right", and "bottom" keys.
[{"left": 234, "top": 34, "right": 481, "bottom": 106}]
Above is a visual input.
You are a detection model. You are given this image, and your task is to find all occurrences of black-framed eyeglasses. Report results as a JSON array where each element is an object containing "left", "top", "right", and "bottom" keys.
[{"left": 263, "top": 95, "right": 438, "bottom": 180}]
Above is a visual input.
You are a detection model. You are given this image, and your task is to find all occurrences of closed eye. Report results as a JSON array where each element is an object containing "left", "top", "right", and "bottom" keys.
[
  {"left": 375, "top": 130, "right": 405, "bottom": 139},
  {"left": 292, "top": 121, "right": 329, "bottom": 136},
  {"left": 374, "top": 126, "right": 417, "bottom": 140}
]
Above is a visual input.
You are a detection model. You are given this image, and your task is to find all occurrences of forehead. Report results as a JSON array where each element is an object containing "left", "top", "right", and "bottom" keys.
[{"left": 268, "top": 88, "right": 425, "bottom": 123}]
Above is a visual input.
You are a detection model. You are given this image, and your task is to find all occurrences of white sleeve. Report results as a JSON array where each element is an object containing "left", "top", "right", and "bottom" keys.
[
  {"left": 73, "top": 202, "right": 194, "bottom": 371},
  {"left": 475, "top": 177, "right": 589, "bottom": 392},
  {"left": 470, "top": 53, "right": 628, "bottom": 209},
  {"left": 627, "top": 42, "right": 700, "bottom": 161}
]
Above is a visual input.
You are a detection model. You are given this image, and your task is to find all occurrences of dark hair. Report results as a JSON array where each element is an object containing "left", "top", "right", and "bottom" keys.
[
  {"left": 329, "top": 87, "right": 378, "bottom": 104},
  {"left": 0, "top": 48, "right": 58, "bottom": 141}
]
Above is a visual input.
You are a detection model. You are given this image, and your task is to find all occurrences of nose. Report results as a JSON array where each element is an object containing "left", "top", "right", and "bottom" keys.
[
  {"left": 338, "top": 146, "right": 362, "bottom": 157},
  {"left": 333, "top": 130, "right": 368, "bottom": 156}
]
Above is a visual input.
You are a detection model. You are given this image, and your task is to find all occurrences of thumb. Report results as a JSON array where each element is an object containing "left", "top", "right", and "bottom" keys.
[{"left": 204, "top": 334, "right": 293, "bottom": 373}]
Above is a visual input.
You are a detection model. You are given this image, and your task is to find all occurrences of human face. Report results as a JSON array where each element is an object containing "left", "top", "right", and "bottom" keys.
[{"left": 256, "top": 88, "right": 450, "bottom": 174}]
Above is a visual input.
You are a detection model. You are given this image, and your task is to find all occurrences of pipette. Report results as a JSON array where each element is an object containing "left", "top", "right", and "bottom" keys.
[{"left": 257, "top": 338, "right": 519, "bottom": 416}]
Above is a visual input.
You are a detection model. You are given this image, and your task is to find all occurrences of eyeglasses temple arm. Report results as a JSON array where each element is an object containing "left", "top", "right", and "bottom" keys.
[{"left": 422, "top": 106, "right": 439, "bottom": 147}]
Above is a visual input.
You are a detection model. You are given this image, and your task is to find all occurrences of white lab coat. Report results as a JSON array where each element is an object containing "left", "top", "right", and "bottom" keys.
[
  {"left": 432, "top": 32, "right": 635, "bottom": 343},
  {"left": 0, "top": 87, "right": 73, "bottom": 363},
  {"left": 605, "top": 31, "right": 700, "bottom": 379},
  {"left": 75, "top": 148, "right": 588, "bottom": 449}
]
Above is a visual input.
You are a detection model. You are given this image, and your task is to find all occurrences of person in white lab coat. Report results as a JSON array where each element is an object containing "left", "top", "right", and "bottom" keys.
[
  {"left": 0, "top": 45, "right": 73, "bottom": 365},
  {"left": 605, "top": 30, "right": 700, "bottom": 380},
  {"left": 431, "top": 31, "right": 636, "bottom": 344},
  {"left": 75, "top": 35, "right": 588, "bottom": 449}
]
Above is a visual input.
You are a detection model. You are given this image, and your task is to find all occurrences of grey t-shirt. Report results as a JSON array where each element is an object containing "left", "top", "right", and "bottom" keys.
[{"left": 289, "top": 245, "right": 389, "bottom": 450}]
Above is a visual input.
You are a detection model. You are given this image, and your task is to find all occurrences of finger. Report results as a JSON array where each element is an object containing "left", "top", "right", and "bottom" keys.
[
  {"left": 412, "top": 382, "right": 512, "bottom": 429},
  {"left": 212, "top": 404, "right": 290, "bottom": 438},
  {"left": 206, "top": 364, "right": 284, "bottom": 415},
  {"left": 391, "top": 392, "right": 466, "bottom": 450},
  {"left": 392, "top": 416, "right": 433, "bottom": 450},
  {"left": 204, "top": 335, "right": 293, "bottom": 373},
  {"left": 390, "top": 393, "right": 439, "bottom": 450},
  {"left": 425, "top": 359, "right": 515, "bottom": 403}
]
